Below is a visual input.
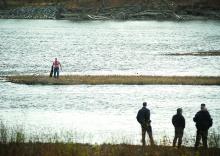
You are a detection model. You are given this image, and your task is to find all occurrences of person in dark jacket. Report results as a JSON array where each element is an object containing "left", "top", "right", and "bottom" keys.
[
  {"left": 136, "top": 102, "right": 154, "bottom": 146},
  {"left": 193, "top": 104, "right": 213, "bottom": 149},
  {"left": 49, "top": 65, "right": 53, "bottom": 77},
  {"left": 172, "top": 108, "right": 185, "bottom": 148}
]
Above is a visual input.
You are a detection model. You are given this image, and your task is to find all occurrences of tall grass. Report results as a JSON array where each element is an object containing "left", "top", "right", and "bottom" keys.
[
  {"left": 0, "top": 121, "right": 25, "bottom": 143},
  {"left": 0, "top": 122, "right": 220, "bottom": 156},
  {"left": 0, "top": 121, "right": 7, "bottom": 144},
  {"left": 209, "top": 129, "right": 220, "bottom": 148}
]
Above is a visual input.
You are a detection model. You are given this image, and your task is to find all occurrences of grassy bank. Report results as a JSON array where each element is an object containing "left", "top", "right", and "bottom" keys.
[
  {"left": 5, "top": 75, "right": 220, "bottom": 85},
  {"left": 1, "top": 143, "right": 220, "bottom": 156},
  {"left": 0, "top": 122, "right": 220, "bottom": 156},
  {"left": 0, "top": 121, "right": 220, "bottom": 156}
]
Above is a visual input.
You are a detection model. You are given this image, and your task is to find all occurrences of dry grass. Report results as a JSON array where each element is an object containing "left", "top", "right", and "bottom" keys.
[
  {"left": 5, "top": 75, "right": 220, "bottom": 85},
  {"left": 1, "top": 122, "right": 220, "bottom": 156},
  {"left": 1, "top": 143, "right": 220, "bottom": 156}
]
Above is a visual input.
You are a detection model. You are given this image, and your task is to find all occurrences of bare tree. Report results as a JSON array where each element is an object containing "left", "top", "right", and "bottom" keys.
[
  {"left": 142, "top": 0, "right": 150, "bottom": 7},
  {"left": 1, "top": 0, "right": 7, "bottom": 8},
  {"left": 97, "top": 0, "right": 106, "bottom": 8},
  {"left": 191, "top": 0, "right": 194, "bottom": 9},
  {"left": 75, "top": 0, "right": 79, "bottom": 5},
  {"left": 102, "top": 0, "right": 106, "bottom": 8}
]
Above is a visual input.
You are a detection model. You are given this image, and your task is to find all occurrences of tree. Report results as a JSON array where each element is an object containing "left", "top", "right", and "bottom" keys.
[
  {"left": 101, "top": 0, "right": 105, "bottom": 8},
  {"left": 0, "top": 0, "right": 7, "bottom": 8},
  {"left": 191, "top": 0, "right": 195, "bottom": 10},
  {"left": 97, "top": 0, "right": 106, "bottom": 8}
]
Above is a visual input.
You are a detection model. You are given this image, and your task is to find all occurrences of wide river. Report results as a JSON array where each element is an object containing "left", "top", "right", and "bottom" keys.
[{"left": 0, "top": 19, "right": 220, "bottom": 145}]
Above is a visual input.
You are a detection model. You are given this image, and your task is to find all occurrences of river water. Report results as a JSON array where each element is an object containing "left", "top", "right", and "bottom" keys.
[{"left": 0, "top": 19, "right": 220, "bottom": 145}]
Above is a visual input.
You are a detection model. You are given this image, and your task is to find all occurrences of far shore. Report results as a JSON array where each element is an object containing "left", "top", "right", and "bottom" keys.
[
  {"left": 5, "top": 75, "right": 220, "bottom": 85},
  {"left": 1, "top": 2, "right": 220, "bottom": 21}
]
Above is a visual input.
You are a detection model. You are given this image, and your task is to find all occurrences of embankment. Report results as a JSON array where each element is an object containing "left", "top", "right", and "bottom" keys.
[{"left": 5, "top": 75, "right": 220, "bottom": 85}]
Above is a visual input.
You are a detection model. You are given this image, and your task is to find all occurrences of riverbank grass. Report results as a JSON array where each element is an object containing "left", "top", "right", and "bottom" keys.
[
  {"left": 2, "top": 143, "right": 220, "bottom": 156},
  {"left": 1, "top": 122, "right": 220, "bottom": 156}
]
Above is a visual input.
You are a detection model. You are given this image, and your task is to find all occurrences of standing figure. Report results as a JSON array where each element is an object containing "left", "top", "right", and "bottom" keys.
[
  {"left": 136, "top": 102, "right": 154, "bottom": 146},
  {"left": 172, "top": 108, "right": 185, "bottom": 148},
  {"left": 53, "top": 58, "right": 62, "bottom": 78},
  {"left": 193, "top": 104, "right": 213, "bottom": 149},
  {"left": 49, "top": 65, "right": 53, "bottom": 77}
]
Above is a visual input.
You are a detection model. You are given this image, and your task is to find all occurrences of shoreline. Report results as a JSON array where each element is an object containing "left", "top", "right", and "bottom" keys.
[{"left": 5, "top": 75, "right": 220, "bottom": 85}]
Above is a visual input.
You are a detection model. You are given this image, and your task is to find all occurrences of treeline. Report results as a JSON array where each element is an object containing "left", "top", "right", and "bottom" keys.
[{"left": 1, "top": 0, "right": 220, "bottom": 9}]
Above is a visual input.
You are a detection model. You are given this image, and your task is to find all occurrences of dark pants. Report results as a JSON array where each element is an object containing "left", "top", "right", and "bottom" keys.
[
  {"left": 195, "top": 130, "right": 208, "bottom": 148},
  {"left": 141, "top": 125, "right": 154, "bottom": 146},
  {"left": 173, "top": 127, "right": 184, "bottom": 148},
  {"left": 54, "top": 67, "right": 59, "bottom": 78}
]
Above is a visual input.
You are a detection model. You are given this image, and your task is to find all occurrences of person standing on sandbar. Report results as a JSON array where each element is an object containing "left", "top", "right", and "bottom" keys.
[
  {"left": 136, "top": 102, "right": 154, "bottom": 146},
  {"left": 53, "top": 58, "right": 62, "bottom": 78}
]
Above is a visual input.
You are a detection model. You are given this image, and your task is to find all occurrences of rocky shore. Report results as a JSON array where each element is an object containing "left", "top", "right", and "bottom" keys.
[{"left": 0, "top": 4, "right": 220, "bottom": 20}]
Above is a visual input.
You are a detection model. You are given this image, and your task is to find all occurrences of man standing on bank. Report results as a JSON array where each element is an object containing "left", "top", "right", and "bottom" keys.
[
  {"left": 136, "top": 102, "right": 154, "bottom": 146},
  {"left": 193, "top": 103, "right": 213, "bottom": 149},
  {"left": 172, "top": 108, "right": 185, "bottom": 148},
  {"left": 53, "top": 58, "right": 62, "bottom": 78}
]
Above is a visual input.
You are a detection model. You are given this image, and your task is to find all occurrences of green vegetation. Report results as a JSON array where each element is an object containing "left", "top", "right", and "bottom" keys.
[
  {"left": 0, "top": 122, "right": 220, "bottom": 156},
  {"left": 5, "top": 75, "right": 220, "bottom": 85}
]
